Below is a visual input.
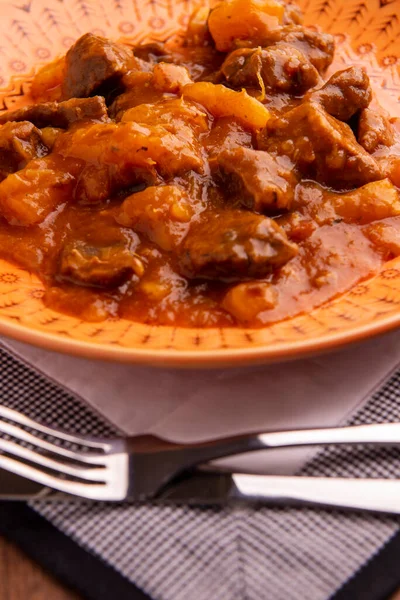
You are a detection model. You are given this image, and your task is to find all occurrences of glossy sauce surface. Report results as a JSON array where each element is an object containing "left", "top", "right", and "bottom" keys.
[{"left": 0, "top": 0, "right": 399, "bottom": 327}]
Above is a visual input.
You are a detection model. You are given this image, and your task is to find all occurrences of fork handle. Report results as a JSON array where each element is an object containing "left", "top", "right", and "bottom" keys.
[
  {"left": 233, "top": 474, "right": 400, "bottom": 514},
  {"left": 169, "top": 422, "right": 400, "bottom": 476},
  {"left": 257, "top": 421, "right": 400, "bottom": 449}
]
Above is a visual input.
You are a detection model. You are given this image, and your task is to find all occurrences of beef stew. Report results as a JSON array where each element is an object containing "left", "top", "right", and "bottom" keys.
[{"left": 0, "top": 0, "right": 399, "bottom": 327}]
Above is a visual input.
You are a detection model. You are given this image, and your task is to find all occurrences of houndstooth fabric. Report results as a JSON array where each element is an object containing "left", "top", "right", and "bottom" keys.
[{"left": 1, "top": 346, "right": 400, "bottom": 600}]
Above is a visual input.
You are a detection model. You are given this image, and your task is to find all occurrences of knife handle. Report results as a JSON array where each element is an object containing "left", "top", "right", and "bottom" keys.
[{"left": 232, "top": 474, "right": 400, "bottom": 514}]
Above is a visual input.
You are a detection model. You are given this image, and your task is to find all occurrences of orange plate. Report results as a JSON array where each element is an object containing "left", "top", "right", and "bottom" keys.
[{"left": 0, "top": 0, "right": 399, "bottom": 367}]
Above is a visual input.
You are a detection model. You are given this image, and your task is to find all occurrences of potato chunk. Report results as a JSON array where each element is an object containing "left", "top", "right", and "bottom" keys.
[
  {"left": 208, "top": 0, "right": 286, "bottom": 52},
  {"left": 0, "top": 156, "right": 76, "bottom": 226},
  {"left": 116, "top": 186, "right": 194, "bottom": 251},
  {"left": 364, "top": 217, "right": 400, "bottom": 258},
  {"left": 183, "top": 82, "right": 270, "bottom": 130},
  {"left": 55, "top": 121, "right": 204, "bottom": 177},
  {"left": 31, "top": 56, "right": 66, "bottom": 103},
  {"left": 121, "top": 98, "right": 209, "bottom": 134},
  {"left": 186, "top": 6, "right": 213, "bottom": 46},
  {"left": 152, "top": 63, "right": 193, "bottom": 93},
  {"left": 297, "top": 179, "right": 400, "bottom": 226},
  {"left": 109, "top": 72, "right": 166, "bottom": 120},
  {"left": 223, "top": 281, "right": 278, "bottom": 322},
  {"left": 330, "top": 179, "right": 400, "bottom": 224}
]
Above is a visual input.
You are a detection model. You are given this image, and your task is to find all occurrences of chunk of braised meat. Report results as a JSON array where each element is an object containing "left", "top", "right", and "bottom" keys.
[
  {"left": 288, "top": 27, "right": 334, "bottom": 72},
  {"left": 221, "top": 44, "right": 319, "bottom": 95},
  {"left": 173, "top": 47, "right": 227, "bottom": 81},
  {"left": 216, "top": 147, "right": 297, "bottom": 213},
  {"left": 204, "top": 117, "right": 253, "bottom": 158},
  {"left": 59, "top": 241, "right": 145, "bottom": 288},
  {"left": 179, "top": 210, "right": 298, "bottom": 280},
  {"left": 133, "top": 42, "right": 171, "bottom": 64},
  {"left": 61, "top": 34, "right": 133, "bottom": 99},
  {"left": 0, "top": 97, "right": 109, "bottom": 129},
  {"left": 260, "top": 102, "right": 383, "bottom": 188},
  {"left": 0, "top": 121, "right": 48, "bottom": 181},
  {"left": 74, "top": 163, "right": 159, "bottom": 205},
  {"left": 220, "top": 48, "right": 256, "bottom": 87},
  {"left": 262, "top": 26, "right": 334, "bottom": 73},
  {"left": 358, "top": 108, "right": 395, "bottom": 153},
  {"left": 253, "top": 42, "right": 320, "bottom": 94},
  {"left": 307, "top": 67, "right": 372, "bottom": 121}
]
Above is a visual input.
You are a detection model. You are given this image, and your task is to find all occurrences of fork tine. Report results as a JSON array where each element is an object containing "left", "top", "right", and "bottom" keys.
[
  {"left": 0, "top": 420, "right": 111, "bottom": 465},
  {"left": 0, "top": 453, "right": 125, "bottom": 501},
  {"left": 0, "top": 419, "right": 107, "bottom": 465},
  {"left": 0, "top": 406, "right": 110, "bottom": 450},
  {"left": 0, "top": 437, "right": 107, "bottom": 482}
]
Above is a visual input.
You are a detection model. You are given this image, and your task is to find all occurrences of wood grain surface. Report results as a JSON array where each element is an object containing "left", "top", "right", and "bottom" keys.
[{"left": 0, "top": 536, "right": 81, "bottom": 600}]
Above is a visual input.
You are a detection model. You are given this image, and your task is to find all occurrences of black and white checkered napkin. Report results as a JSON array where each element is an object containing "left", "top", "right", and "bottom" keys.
[{"left": 2, "top": 338, "right": 400, "bottom": 600}]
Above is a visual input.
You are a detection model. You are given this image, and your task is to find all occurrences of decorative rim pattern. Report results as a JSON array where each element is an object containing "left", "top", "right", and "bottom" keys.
[{"left": 0, "top": 0, "right": 398, "bottom": 366}]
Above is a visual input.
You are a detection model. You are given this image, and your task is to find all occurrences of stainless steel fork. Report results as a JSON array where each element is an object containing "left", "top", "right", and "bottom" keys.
[{"left": 2, "top": 404, "right": 400, "bottom": 512}]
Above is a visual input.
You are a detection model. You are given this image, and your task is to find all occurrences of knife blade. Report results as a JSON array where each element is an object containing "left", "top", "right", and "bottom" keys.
[
  {"left": 2, "top": 468, "right": 400, "bottom": 514},
  {"left": 0, "top": 468, "right": 69, "bottom": 500},
  {"left": 0, "top": 467, "right": 239, "bottom": 504},
  {"left": 0, "top": 467, "right": 240, "bottom": 503}
]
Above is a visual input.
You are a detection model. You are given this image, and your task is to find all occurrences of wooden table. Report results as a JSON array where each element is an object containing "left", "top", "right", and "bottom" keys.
[
  {"left": 1, "top": 533, "right": 400, "bottom": 600},
  {"left": 0, "top": 536, "right": 80, "bottom": 600}
]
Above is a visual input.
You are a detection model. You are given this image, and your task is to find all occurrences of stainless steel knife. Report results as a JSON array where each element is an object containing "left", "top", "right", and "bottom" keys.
[
  {"left": 3, "top": 468, "right": 400, "bottom": 516},
  {"left": 0, "top": 468, "right": 239, "bottom": 504},
  {"left": 3, "top": 405, "right": 400, "bottom": 513},
  {"left": 0, "top": 469, "right": 57, "bottom": 500}
]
